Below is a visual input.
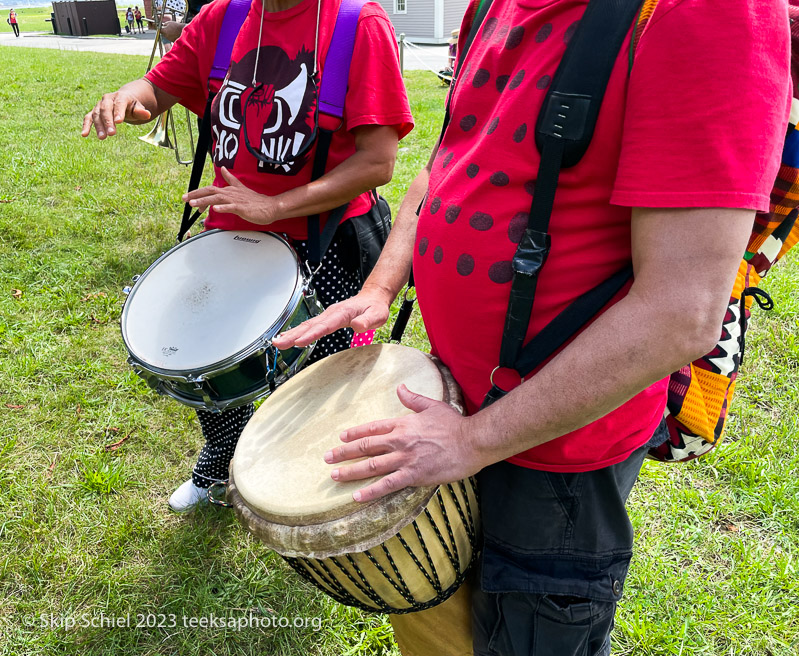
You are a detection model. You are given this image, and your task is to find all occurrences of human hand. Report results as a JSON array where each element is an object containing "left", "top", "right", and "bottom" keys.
[
  {"left": 324, "top": 384, "right": 488, "bottom": 503},
  {"left": 272, "top": 286, "right": 394, "bottom": 349},
  {"left": 81, "top": 89, "right": 151, "bottom": 139},
  {"left": 160, "top": 20, "right": 185, "bottom": 42},
  {"left": 182, "top": 167, "right": 279, "bottom": 225}
]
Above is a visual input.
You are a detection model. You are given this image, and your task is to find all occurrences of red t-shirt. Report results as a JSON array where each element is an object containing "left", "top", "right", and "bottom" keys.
[
  {"left": 147, "top": 0, "right": 413, "bottom": 240},
  {"left": 414, "top": 0, "right": 791, "bottom": 472}
]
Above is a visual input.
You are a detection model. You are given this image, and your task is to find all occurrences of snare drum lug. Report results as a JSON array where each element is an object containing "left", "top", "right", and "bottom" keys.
[
  {"left": 131, "top": 274, "right": 141, "bottom": 283},
  {"left": 122, "top": 286, "right": 132, "bottom": 296}
]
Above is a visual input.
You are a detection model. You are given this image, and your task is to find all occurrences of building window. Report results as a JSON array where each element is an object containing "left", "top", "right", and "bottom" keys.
[{"left": 394, "top": 0, "right": 406, "bottom": 14}]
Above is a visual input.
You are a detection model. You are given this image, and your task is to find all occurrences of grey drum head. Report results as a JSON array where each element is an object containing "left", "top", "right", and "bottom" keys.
[{"left": 121, "top": 230, "right": 300, "bottom": 373}]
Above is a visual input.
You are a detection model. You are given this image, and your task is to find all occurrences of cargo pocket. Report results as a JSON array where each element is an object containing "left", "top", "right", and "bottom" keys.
[
  {"left": 475, "top": 591, "right": 614, "bottom": 656},
  {"left": 533, "top": 595, "right": 615, "bottom": 656}
]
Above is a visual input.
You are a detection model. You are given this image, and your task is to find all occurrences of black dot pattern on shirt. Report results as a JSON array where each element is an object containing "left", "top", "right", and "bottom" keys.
[
  {"left": 508, "top": 211, "right": 528, "bottom": 243},
  {"left": 457, "top": 254, "right": 475, "bottom": 276},
  {"left": 513, "top": 123, "right": 527, "bottom": 143},
  {"left": 536, "top": 23, "right": 552, "bottom": 42},
  {"left": 460, "top": 115, "right": 477, "bottom": 131},
  {"left": 445, "top": 205, "right": 462, "bottom": 224},
  {"left": 473, "top": 69, "right": 491, "bottom": 88},
  {"left": 537, "top": 75, "right": 552, "bottom": 90},
  {"left": 482, "top": 17, "right": 498, "bottom": 41},
  {"left": 466, "top": 164, "right": 480, "bottom": 178},
  {"left": 419, "top": 236, "right": 429, "bottom": 255},
  {"left": 430, "top": 197, "right": 442, "bottom": 214},
  {"left": 469, "top": 212, "right": 494, "bottom": 231},
  {"left": 433, "top": 246, "right": 444, "bottom": 263},
  {"left": 524, "top": 180, "right": 536, "bottom": 196},
  {"left": 486, "top": 117, "right": 500, "bottom": 134},
  {"left": 488, "top": 260, "right": 514, "bottom": 284},
  {"left": 496, "top": 75, "right": 510, "bottom": 92},
  {"left": 505, "top": 26, "right": 525, "bottom": 50},
  {"left": 564, "top": 20, "right": 580, "bottom": 43},
  {"left": 490, "top": 172, "right": 509, "bottom": 187},
  {"left": 443, "top": 152, "right": 455, "bottom": 168},
  {"left": 192, "top": 233, "right": 360, "bottom": 489},
  {"left": 509, "top": 70, "right": 525, "bottom": 90}
]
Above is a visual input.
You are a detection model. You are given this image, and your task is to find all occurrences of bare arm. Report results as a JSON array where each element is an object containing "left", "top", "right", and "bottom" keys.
[
  {"left": 81, "top": 78, "right": 180, "bottom": 140},
  {"left": 327, "top": 206, "right": 755, "bottom": 502},
  {"left": 272, "top": 145, "right": 438, "bottom": 348},
  {"left": 160, "top": 21, "right": 186, "bottom": 43},
  {"left": 183, "top": 124, "right": 400, "bottom": 225}
]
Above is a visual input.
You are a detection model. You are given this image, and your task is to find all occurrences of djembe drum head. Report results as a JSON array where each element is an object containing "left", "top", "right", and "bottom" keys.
[{"left": 228, "top": 343, "right": 479, "bottom": 613}]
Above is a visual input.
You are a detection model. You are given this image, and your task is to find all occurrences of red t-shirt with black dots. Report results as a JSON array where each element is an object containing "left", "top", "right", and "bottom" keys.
[{"left": 414, "top": 0, "right": 790, "bottom": 472}]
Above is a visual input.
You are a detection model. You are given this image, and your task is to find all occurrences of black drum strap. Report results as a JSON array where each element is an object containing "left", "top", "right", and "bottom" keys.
[
  {"left": 481, "top": 0, "right": 643, "bottom": 408},
  {"left": 306, "top": 128, "right": 350, "bottom": 271},
  {"left": 177, "top": 92, "right": 215, "bottom": 243}
]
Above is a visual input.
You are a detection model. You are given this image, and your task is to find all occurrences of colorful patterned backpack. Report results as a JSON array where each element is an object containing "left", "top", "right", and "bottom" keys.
[{"left": 644, "top": 0, "right": 799, "bottom": 461}]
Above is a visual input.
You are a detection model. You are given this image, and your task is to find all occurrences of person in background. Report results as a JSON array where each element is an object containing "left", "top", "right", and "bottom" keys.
[
  {"left": 82, "top": 0, "right": 413, "bottom": 514},
  {"left": 125, "top": 7, "right": 135, "bottom": 33},
  {"left": 447, "top": 28, "right": 458, "bottom": 70},
  {"left": 134, "top": 6, "right": 144, "bottom": 33},
  {"left": 8, "top": 8, "right": 19, "bottom": 38}
]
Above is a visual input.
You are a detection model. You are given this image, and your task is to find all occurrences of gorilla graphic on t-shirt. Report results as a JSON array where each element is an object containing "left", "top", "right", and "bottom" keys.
[{"left": 212, "top": 46, "right": 316, "bottom": 176}]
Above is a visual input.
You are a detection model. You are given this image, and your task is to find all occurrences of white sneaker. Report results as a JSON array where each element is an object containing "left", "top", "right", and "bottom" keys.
[{"left": 168, "top": 479, "right": 208, "bottom": 512}]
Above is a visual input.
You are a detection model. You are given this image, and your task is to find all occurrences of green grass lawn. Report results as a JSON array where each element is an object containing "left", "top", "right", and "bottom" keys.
[{"left": 0, "top": 45, "right": 797, "bottom": 655}]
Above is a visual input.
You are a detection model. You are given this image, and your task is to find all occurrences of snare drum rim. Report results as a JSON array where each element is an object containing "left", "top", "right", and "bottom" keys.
[{"left": 121, "top": 230, "right": 307, "bottom": 380}]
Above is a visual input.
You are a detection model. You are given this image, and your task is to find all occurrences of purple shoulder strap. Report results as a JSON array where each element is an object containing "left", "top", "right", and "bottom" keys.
[
  {"left": 209, "top": 0, "right": 365, "bottom": 104},
  {"left": 210, "top": 0, "right": 252, "bottom": 81},
  {"left": 318, "top": 0, "right": 368, "bottom": 118}
]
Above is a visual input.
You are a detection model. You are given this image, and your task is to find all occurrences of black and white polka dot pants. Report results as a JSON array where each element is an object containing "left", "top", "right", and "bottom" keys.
[{"left": 192, "top": 233, "right": 362, "bottom": 488}]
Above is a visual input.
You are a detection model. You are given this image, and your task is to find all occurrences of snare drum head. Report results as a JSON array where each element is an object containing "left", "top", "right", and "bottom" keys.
[
  {"left": 121, "top": 231, "right": 299, "bottom": 372},
  {"left": 232, "top": 344, "right": 445, "bottom": 527}
]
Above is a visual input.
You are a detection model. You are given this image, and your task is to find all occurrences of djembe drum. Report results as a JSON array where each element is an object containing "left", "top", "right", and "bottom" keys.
[{"left": 223, "top": 343, "right": 479, "bottom": 613}]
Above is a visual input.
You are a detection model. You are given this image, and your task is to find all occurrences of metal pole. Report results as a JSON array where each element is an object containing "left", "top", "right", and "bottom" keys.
[{"left": 399, "top": 33, "right": 405, "bottom": 76}]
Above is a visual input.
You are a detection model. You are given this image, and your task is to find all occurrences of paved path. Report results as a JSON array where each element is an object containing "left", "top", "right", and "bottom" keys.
[
  {"left": 0, "top": 30, "right": 158, "bottom": 55},
  {"left": 0, "top": 30, "right": 449, "bottom": 72}
]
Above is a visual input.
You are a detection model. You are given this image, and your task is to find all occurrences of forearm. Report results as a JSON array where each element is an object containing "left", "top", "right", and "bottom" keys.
[
  {"left": 269, "top": 162, "right": 432, "bottom": 349},
  {"left": 362, "top": 167, "right": 430, "bottom": 301},
  {"left": 465, "top": 207, "right": 754, "bottom": 465},
  {"left": 465, "top": 291, "right": 701, "bottom": 463}
]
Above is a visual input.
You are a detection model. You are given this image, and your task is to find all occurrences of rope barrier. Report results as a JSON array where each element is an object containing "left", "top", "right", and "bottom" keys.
[{"left": 399, "top": 37, "right": 451, "bottom": 79}]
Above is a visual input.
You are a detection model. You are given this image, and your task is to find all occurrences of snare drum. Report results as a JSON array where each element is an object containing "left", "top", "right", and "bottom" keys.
[
  {"left": 225, "top": 343, "right": 479, "bottom": 613},
  {"left": 121, "top": 230, "right": 322, "bottom": 411}
]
